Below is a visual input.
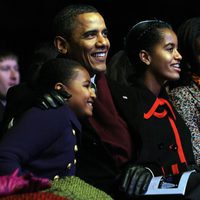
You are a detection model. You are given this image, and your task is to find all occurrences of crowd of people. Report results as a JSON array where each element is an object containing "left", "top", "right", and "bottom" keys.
[{"left": 0, "top": 3, "right": 199, "bottom": 200}]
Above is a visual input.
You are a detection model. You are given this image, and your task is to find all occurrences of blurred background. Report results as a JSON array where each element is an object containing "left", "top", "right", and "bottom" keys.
[{"left": 0, "top": 0, "right": 198, "bottom": 79}]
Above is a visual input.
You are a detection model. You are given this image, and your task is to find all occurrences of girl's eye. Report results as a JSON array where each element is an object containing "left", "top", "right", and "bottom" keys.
[
  {"left": 166, "top": 47, "right": 173, "bottom": 52},
  {"left": 89, "top": 82, "right": 97, "bottom": 93},
  {"left": 83, "top": 83, "right": 90, "bottom": 88},
  {"left": 102, "top": 29, "right": 108, "bottom": 37}
]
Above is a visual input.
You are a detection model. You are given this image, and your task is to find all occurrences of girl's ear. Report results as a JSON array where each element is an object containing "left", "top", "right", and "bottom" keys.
[
  {"left": 54, "top": 82, "right": 72, "bottom": 101},
  {"left": 54, "top": 36, "right": 69, "bottom": 54},
  {"left": 55, "top": 82, "right": 70, "bottom": 94},
  {"left": 139, "top": 50, "right": 151, "bottom": 65},
  {"left": 54, "top": 82, "right": 64, "bottom": 91}
]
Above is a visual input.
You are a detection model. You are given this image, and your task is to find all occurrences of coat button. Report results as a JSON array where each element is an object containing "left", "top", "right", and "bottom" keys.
[
  {"left": 74, "top": 159, "right": 77, "bottom": 164},
  {"left": 92, "top": 140, "right": 97, "bottom": 145},
  {"left": 54, "top": 175, "right": 60, "bottom": 181},
  {"left": 169, "top": 144, "right": 178, "bottom": 151},
  {"left": 74, "top": 145, "right": 78, "bottom": 152},
  {"left": 72, "top": 129, "right": 76, "bottom": 135},
  {"left": 67, "top": 163, "right": 72, "bottom": 169}
]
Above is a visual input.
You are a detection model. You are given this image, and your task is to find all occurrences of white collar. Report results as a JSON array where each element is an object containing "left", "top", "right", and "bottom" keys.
[{"left": 91, "top": 74, "right": 96, "bottom": 84}]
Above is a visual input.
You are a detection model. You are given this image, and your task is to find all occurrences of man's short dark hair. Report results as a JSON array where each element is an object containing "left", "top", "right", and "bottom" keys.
[{"left": 52, "top": 4, "right": 98, "bottom": 39}]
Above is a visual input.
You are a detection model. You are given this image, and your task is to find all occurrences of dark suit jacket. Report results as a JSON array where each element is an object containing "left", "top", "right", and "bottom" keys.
[
  {"left": 1, "top": 83, "right": 37, "bottom": 135},
  {"left": 76, "top": 77, "right": 137, "bottom": 197},
  {"left": 0, "top": 105, "right": 81, "bottom": 180}
]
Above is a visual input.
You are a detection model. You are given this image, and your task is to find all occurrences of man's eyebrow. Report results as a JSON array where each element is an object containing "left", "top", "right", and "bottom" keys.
[{"left": 82, "top": 30, "right": 98, "bottom": 37}]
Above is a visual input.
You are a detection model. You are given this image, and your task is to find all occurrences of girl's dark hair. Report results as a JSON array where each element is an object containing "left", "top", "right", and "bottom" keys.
[
  {"left": 124, "top": 19, "right": 172, "bottom": 76},
  {"left": 37, "top": 58, "right": 83, "bottom": 94},
  {"left": 26, "top": 41, "right": 58, "bottom": 85},
  {"left": 177, "top": 17, "right": 200, "bottom": 74}
]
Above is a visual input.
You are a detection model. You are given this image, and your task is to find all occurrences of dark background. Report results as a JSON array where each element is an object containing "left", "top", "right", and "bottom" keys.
[{"left": 0, "top": 0, "right": 199, "bottom": 79}]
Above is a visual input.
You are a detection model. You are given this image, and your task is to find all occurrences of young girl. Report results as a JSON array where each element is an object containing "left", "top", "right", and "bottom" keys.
[
  {"left": 0, "top": 58, "right": 96, "bottom": 180},
  {"left": 109, "top": 20, "right": 200, "bottom": 198}
]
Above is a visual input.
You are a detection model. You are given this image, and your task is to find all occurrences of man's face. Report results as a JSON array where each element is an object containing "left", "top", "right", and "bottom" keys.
[
  {"left": 66, "top": 12, "right": 110, "bottom": 76},
  {"left": 0, "top": 58, "right": 20, "bottom": 100}
]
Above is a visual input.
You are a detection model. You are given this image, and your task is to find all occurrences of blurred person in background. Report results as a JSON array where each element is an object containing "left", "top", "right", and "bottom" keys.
[
  {"left": 0, "top": 50, "right": 20, "bottom": 125},
  {"left": 168, "top": 17, "right": 200, "bottom": 166}
]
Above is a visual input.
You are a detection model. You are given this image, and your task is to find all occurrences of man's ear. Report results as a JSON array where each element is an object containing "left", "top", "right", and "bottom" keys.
[
  {"left": 139, "top": 50, "right": 151, "bottom": 65},
  {"left": 54, "top": 36, "right": 68, "bottom": 54}
]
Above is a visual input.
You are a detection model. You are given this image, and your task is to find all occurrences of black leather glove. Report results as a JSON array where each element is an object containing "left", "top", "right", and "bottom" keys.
[
  {"left": 119, "top": 165, "right": 153, "bottom": 197},
  {"left": 37, "top": 89, "right": 72, "bottom": 110}
]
